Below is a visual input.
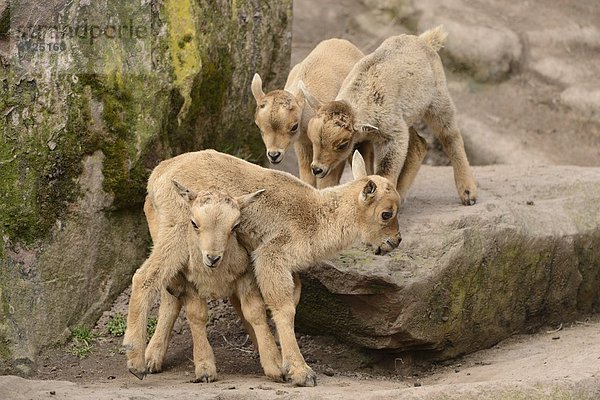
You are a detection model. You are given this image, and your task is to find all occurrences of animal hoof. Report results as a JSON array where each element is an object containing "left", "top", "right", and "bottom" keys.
[
  {"left": 128, "top": 367, "right": 147, "bottom": 380},
  {"left": 289, "top": 367, "right": 318, "bottom": 387},
  {"left": 192, "top": 373, "right": 217, "bottom": 383},
  {"left": 264, "top": 365, "right": 287, "bottom": 382},
  {"left": 145, "top": 361, "right": 162, "bottom": 374},
  {"left": 462, "top": 190, "right": 477, "bottom": 206},
  {"left": 298, "top": 370, "right": 317, "bottom": 387}
]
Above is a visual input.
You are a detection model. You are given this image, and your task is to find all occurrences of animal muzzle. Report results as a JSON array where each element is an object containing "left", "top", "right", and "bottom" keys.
[
  {"left": 311, "top": 163, "right": 329, "bottom": 178},
  {"left": 374, "top": 233, "right": 402, "bottom": 256},
  {"left": 267, "top": 150, "right": 284, "bottom": 164},
  {"left": 204, "top": 254, "right": 222, "bottom": 268}
]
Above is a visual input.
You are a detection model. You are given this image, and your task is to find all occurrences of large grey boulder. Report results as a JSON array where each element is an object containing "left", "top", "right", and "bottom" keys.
[
  {"left": 297, "top": 165, "right": 600, "bottom": 359},
  {"left": 415, "top": 0, "right": 522, "bottom": 82},
  {"left": 0, "top": 0, "right": 292, "bottom": 374}
]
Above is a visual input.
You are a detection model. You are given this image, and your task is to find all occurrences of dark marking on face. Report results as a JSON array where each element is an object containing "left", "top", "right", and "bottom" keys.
[
  {"left": 272, "top": 94, "right": 293, "bottom": 109},
  {"left": 318, "top": 101, "right": 354, "bottom": 130},
  {"left": 373, "top": 91, "right": 384, "bottom": 106}
]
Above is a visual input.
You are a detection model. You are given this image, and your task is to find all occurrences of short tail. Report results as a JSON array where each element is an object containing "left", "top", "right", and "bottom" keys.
[{"left": 419, "top": 25, "right": 448, "bottom": 52}]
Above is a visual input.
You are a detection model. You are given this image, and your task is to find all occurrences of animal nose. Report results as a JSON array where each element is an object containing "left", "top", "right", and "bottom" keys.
[
  {"left": 387, "top": 235, "right": 402, "bottom": 248},
  {"left": 311, "top": 166, "right": 323, "bottom": 176},
  {"left": 206, "top": 255, "right": 221, "bottom": 266},
  {"left": 267, "top": 151, "right": 281, "bottom": 163}
]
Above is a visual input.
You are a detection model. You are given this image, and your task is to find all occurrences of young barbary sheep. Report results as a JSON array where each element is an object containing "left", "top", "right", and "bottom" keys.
[
  {"left": 303, "top": 26, "right": 478, "bottom": 205},
  {"left": 124, "top": 184, "right": 285, "bottom": 383},
  {"left": 252, "top": 38, "right": 373, "bottom": 188},
  {"left": 124, "top": 149, "right": 402, "bottom": 387}
]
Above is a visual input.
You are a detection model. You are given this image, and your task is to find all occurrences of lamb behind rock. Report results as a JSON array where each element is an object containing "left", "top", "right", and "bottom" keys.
[
  {"left": 252, "top": 38, "right": 373, "bottom": 188},
  {"left": 304, "top": 26, "right": 478, "bottom": 205}
]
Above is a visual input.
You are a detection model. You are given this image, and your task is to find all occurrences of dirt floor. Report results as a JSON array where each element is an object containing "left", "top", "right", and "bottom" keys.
[
  {"left": 8, "top": 310, "right": 600, "bottom": 399},
  {"left": 5, "top": 0, "right": 600, "bottom": 398}
]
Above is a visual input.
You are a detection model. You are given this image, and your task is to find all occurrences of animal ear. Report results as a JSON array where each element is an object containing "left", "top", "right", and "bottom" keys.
[
  {"left": 235, "top": 189, "right": 266, "bottom": 209},
  {"left": 361, "top": 180, "right": 378, "bottom": 201},
  {"left": 251, "top": 73, "right": 265, "bottom": 102},
  {"left": 294, "top": 90, "right": 305, "bottom": 109},
  {"left": 172, "top": 180, "right": 197, "bottom": 202},
  {"left": 352, "top": 150, "right": 368, "bottom": 180},
  {"left": 354, "top": 123, "right": 379, "bottom": 133},
  {"left": 298, "top": 80, "right": 322, "bottom": 111}
]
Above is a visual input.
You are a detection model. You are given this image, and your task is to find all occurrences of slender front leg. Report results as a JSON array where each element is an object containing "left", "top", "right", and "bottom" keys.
[
  {"left": 254, "top": 258, "right": 316, "bottom": 387},
  {"left": 145, "top": 288, "right": 183, "bottom": 373},
  {"left": 294, "top": 140, "right": 317, "bottom": 187},
  {"left": 184, "top": 295, "right": 217, "bottom": 383},
  {"left": 396, "top": 127, "right": 428, "bottom": 203},
  {"left": 374, "top": 118, "right": 410, "bottom": 185},
  {"left": 235, "top": 275, "right": 285, "bottom": 381},
  {"left": 269, "top": 273, "right": 302, "bottom": 347}
]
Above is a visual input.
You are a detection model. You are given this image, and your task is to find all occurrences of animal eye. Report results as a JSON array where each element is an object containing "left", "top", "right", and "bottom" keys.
[
  {"left": 290, "top": 123, "right": 299, "bottom": 133},
  {"left": 337, "top": 142, "right": 349, "bottom": 150},
  {"left": 381, "top": 211, "right": 394, "bottom": 221},
  {"left": 191, "top": 220, "right": 199, "bottom": 229},
  {"left": 259, "top": 103, "right": 267, "bottom": 109}
]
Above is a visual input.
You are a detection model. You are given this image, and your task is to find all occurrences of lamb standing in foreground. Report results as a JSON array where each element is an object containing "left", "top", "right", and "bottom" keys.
[
  {"left": 252, "top": 38, "right": 373, "bottom": 188},
  {"left": 124, "top": 149, "right": 402, "bottom": 387},
  {"left": 303, "top": 26, "right": 478, "bottom": 205},
  {"left": 124, "top": 183, "right": 284, "bottom": 383}
]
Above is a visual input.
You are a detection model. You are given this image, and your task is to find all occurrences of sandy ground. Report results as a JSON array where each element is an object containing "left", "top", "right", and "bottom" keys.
[{"left": 2, "top": 317, "right": 599, "bottom": 399}]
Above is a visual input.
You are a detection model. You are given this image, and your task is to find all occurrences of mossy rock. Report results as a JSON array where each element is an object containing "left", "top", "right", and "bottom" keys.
[{"left": 0, "top": 0, "right": 292, "bottom": 373}]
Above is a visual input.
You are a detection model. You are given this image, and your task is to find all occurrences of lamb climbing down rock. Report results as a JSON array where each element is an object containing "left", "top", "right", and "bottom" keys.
[{"left": 304, "top": 26, "right": 477, "bottom": 205}]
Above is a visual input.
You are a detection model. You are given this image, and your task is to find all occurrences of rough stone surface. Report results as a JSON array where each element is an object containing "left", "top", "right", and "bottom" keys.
[
  {"left": 560, "top": 86, "right": 600, "bottom": 121},
  {"left": 415, "top": 0, "right": 522, "bottom": 82},
  {"left": 457, "top": 116, "right": 549, "bottom": 166},
  {"left": 296, "top": 165, "right": 600, "bottom": 359},
  {"left": 0, "top": 0, "right": 292, "bottom": 373}
]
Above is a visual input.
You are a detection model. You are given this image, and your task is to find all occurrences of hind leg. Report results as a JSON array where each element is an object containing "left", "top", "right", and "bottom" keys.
[
  {"left": 424, "top": 97, "right": 477, "bottom": 205},
  {"left": 230, "top": 293, "right": 259, "bottom": 351},
  {"left": 396, "top": 127, "right": 428, "bottom": 203}
]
